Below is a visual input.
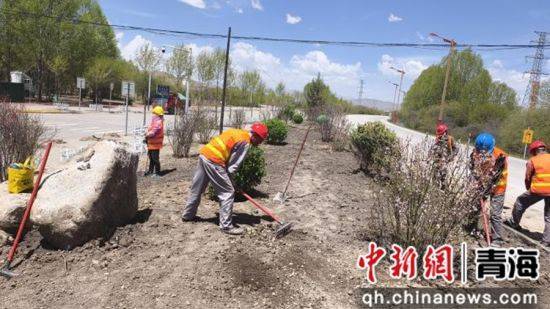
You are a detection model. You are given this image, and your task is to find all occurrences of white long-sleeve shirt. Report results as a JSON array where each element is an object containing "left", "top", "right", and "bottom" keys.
[{"left": 226, "top": 142, "right": 250, "bottom": 174}]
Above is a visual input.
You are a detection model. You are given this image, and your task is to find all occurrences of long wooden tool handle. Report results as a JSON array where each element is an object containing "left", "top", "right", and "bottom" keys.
[
  {"left": 480, "top": 199, "right": 492, "bottom": 246},
  {"left": 7, "top": 141, "right": 53, "bottom": 263},
  {"left": 282, "top": 125, "right": 312, "bottom": 196}
]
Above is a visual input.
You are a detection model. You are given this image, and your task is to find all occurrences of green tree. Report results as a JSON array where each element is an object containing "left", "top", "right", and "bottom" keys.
[
  {"left": 166, "top": 45, "right": 193, "bottom": 93},
  {"left": 304, "top": 73, "right": 330, "bottom": 118}
]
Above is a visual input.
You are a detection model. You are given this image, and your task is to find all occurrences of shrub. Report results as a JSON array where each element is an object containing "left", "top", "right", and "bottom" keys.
[
  {"left": 332, "top": 120, "right": 351, "bottom": 152},
  {"left": 350, "top": 122, "right": 398, "bottom": 175},
  {"left": 232, "top": 109, "right": 246, "bottom": 129},
  {"left": 370, "top": 139, "right": 482, "bottom": 249},
  {"left": 278, "top": 104, "right": 295, "bottom": 123},
  {"left": 316, "top": 104, "right": 347, "bottom": 142},
  {"left": 196, "top": 110, "right": 217, "bottom": 144},
  {"left": 0, "top": 103, "right": 49, "bottom": 182},
  {"left": 264, "top": 118, "right": 288, "bottom": 144},
  {"left": 233, "top": 146, "right": 266, "bottom": 192},
  {"left": 169, "top": 112, "right": 200, "bottom": 157},
  {"left": 292, "top": 113, "right": 303, "bottom": 124}
]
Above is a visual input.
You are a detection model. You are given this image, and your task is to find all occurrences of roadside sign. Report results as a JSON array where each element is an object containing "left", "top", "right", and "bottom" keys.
[
  {"left": 157, "top": 85, "right": 170, "bottom": 97},
  {"left": 110, "top": 82, "right": 114, "bottom": 91},
  {"left": 77, "top": 77, "right": 86, "bottom": 89},
  {"left": 522, "top": 129, "right": 534, "bottom": 144},
  {"left": 121, "top": 81, "right": 135, "bottom": 99}
]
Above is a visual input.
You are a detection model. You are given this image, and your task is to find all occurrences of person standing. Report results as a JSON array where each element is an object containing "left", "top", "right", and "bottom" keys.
[
  {"left": 145, "top": 106, "right": 165, "bottom": 177},
  {"left": 506, "top": 140, "right": 550, "bottom": 248},
  {"left": 469, "top": 132, "right": 508, "bottom": 246},
  {"left": 182, "top": 123, "right": 268, "bottom": 235},
  {"left": 431, "top": 123, "right": 457, "bottom": 187}
]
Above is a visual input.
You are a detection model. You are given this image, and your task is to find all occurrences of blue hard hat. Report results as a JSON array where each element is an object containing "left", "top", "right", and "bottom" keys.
[{"left": 475, "top": 132, "right": 495, "bottom": 153}]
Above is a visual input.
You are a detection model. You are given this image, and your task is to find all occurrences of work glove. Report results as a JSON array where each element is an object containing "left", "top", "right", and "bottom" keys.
[{"left": 142, "top": 136, "right": 148, "bottom": 144}]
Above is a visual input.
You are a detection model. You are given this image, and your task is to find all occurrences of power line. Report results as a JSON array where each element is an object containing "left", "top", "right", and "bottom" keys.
[{"left": 2, "top": 8, "right": 549, "bottom": 51}]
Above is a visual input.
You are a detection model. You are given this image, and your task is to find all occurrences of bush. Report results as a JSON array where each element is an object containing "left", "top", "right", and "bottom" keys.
[
  {"left": 332, "top": 120, "right": 351, "bottom": 152},
  {"left": 370, "top": 139, "right": 482, "bottom": 249},
  {"left": 278, "top": 104, "right": 295, "bottom": 123},
  {"left": 350, "top": 122, "right": 399, "bottom": 175},
  {"left": 0, "top": 103, "right": 49, "bottom": 182},
  {"left": 232, "top": 109, "right": 246, "bottom": 129},
  {"left": 233, "top": 146, "right": 266, "bottom": 192},
  {"left": 169, "top": 112, "right": 201, "bottom": 157},
  {"left": 264, "top": 118, "right": 288, "bottom": 144},
  {"left": 292, "top": 113, "right": 303, "bottom": 124},
  {"left": 196, "top": 110, "right": 217, "bottom": 144},
  {"left": 498, "top": 106, "right": 550, "bottom": 156},
  {"left": 315, "top": 105, "right": 347, "bottom": 142}
]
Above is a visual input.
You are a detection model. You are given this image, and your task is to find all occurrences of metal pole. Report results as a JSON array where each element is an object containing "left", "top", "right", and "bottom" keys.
[
  {"left": 79, "top": 88, "right": 82, "bottom": 110},
  {"left": 439, "top": 43, "right": 454, "bottom": 122},
  {"left": 219, "top": 27, "right": 231, "bottom": 134},
  {"left": 397, "top": 72, "right": 404, "bottom": 109},
  {"left": 185, "top": 79, "right": 190, "bottom": 114},
  {"left": 125, "top": 86, "right": 129, "bottom": 136},
  {"left": 392, "top": 85, "right": 398, "bottom": 111},
  {"left": 145, "top": 72, "right": 151, "bottom": 126},
  {"left": 523, "top": 144, "right": 528, "bottom": 159}
]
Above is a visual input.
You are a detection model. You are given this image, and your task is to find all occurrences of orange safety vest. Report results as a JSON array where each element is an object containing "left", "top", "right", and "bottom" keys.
[
  {"left": 147, "top": 116, "right": 164, "bottom": 150},
  {"left": 530, "top": 153, "right": 550, "bottom": 196},
  {"left": 199, "top": 129, "right": 250, "bottom": 166},
  {"left": 492, "top": 147, "right": 508, "bottom": 195}
]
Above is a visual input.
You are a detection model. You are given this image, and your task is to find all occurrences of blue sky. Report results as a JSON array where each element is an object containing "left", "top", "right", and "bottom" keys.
[{"left": 99, "top": 0, "right": 550, "bottom": 102}]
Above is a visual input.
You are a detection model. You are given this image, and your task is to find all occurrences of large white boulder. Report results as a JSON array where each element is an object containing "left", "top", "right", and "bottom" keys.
[
  {"left": 0, "top": 183, "right": 29, "bottom": 232},
  {"left": 31, "top": 141, "right": 139, "bottom": 249}
]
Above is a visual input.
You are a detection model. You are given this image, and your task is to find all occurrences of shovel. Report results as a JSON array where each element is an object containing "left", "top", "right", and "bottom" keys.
[
  {"left": 241, "top": 192, "right": 293, "bottom": 238},
  {"left": 1, "top": 142, "right": 53, "bottom": 279},
  {"left": 274, "top": 125, "right": 312, "bottom": 203}
]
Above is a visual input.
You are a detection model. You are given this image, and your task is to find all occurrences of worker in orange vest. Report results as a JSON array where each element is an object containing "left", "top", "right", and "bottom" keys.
[
  {"left": 145, "top": 106, "right": 165, "bottom": 177},
  {"left": 469, "top": 133, "right": 508, "bottom": 246},
  {"left": 506, "top": 140, "right": 550, "bottom": 247},
  {"left": 432, "top": 123, "right": 457, "bottom": 187},
  {"left": 182, "top": 122, "right": 269, "bottom": 235}
]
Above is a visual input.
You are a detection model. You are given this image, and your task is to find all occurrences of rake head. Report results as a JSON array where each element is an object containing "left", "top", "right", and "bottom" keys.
[
  {"left": 0, "top": 261, "right": 16, "bottom": 279},
  {"left": 274, "top": 222, "right": 293, "bottom": 239},
  {"left": 273, "top": 192, "right": 288, "bottom": 204}
]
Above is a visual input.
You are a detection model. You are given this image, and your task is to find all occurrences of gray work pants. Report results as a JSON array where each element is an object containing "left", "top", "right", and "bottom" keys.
[
  {"left": 183, "top": 155, "right": 235, "bottom": 229},
  {"left": 512, "top": 192, "right": 550, "bottom": 244},
  {"left": 490, "top": 194, "right": 505, "bottom": 241}
]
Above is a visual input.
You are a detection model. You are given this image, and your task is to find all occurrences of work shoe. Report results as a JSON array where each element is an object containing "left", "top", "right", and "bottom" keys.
[
  {"left": 151, "top": 174, "right": 161, "bottom": 179},
  {"left": 221, "top": 227, "right": 244, "bottom": 235},
  {"left": 181, "top": 215, "right": 196, "bottom": 222},
  {"left": 504, "top": 218, "right": 519, "bottom": 230}
]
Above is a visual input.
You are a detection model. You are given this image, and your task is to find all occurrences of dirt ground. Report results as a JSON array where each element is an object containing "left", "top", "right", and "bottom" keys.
[{"left": 1, "top": 125, "right": 549, "bottom": 308}]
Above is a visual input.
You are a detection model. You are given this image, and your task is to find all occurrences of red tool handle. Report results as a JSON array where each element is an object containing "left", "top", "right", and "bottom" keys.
[
  {"left": 241, "top": 192, "right": 282, "bottom": 224},
  {"left": 7, "top": 141, "right": 53, "bottom": 263},
  {"left": 282, "top": 125, "right": 312, "bottom": 196},
  {"left": 480, "top": 199, "right": 491, "bottom": 246}
]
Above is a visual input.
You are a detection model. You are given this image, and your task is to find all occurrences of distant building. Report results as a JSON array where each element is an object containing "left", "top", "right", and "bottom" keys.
[{"left": 10, "top": 71, "right": 34, "bottom": 96}]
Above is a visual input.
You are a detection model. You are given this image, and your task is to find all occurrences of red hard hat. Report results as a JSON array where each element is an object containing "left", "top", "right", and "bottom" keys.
[
  {"left": 436, "top": 123, "right": 448, "bottom": 136},
  {"left": 528, "top": 140, "right": 546, "bottom": 155},
  {"left": 251, "top": 122, "right": 268, "bottom": 140}
]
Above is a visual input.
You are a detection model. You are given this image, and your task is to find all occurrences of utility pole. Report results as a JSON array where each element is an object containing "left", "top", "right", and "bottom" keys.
[
  {"left": 144, "top": 72, "right": 151, "bottom": 126},
  {"left": 522, "top": 31, "right": 548, "bottom": 109},
  {"left": 390, "top": 66, "right": 405, "bottom": 110},
  {"left": 430, "top": 32, "right": 456, "bottom": 122},
  {"left": 358, "top": 79, "right": 364, "bottom": 104},
  {"left": 219, "top": 27, "right": 231, "bottom": 134},
  {"left": 388, "top": 81, "right": 399, "bottom": 111}
]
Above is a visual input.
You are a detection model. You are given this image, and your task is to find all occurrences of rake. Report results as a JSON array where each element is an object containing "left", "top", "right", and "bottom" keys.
[{"left": 241, "top": 192, "right": 292, "bottom": 238}]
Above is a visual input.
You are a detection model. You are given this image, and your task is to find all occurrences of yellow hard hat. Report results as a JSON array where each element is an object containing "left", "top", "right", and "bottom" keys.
[{"left": 152, "top": 106, "right": 164, "bottom": 116}]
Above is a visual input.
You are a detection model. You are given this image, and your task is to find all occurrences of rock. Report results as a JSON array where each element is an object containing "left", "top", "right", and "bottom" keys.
[
  {"left": 31, "top": 141, "right": 139, "bottom": 249},
  {"left": 0, "top": 230, "right": 13, "bottom": 246},
  {"left": 0, "top": 182, "right": 30, "bottom": 231}
]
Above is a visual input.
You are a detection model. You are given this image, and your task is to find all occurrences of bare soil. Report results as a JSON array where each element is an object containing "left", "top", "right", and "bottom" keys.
[{"left": 1, "top": 124, "right": 548, "bottom": 308}]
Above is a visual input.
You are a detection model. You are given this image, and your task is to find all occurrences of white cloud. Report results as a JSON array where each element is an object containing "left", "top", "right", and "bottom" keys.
[
  {"left": 251, "top": 0, "right": 263, "bottom": 11},
  {"left": 119, "top": 35, "right": 153, "bottom": 61},
  {"left": 179, "top": 0, "right": 206, "bottom": 9},
  {"left": 115, "top": 32, "right": 124, "bottom": 42},
  {"left": 378, "top": 54, "right": 428, "bottom": 79},
  {"left": 236, "top": 8, "right": 243, "bottom": 14},
  {"left": 488, "top": 60, "right": 529, "bottom": 99},
  {"left": 388, "top": 13, "right": 403, "bottom": 22},
  {"left": 286, "top": 13, "right": 302, "bottom": 24}
]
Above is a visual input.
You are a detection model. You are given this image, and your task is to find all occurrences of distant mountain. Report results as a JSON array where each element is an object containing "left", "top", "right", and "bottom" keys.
[{"left": 351, "top": 98, "right": 396, "bottom": 112}]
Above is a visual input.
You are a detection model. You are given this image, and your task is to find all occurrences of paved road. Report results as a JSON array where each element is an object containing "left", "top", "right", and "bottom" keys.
[{"left": 346, "top": 114, "right": 545, "bottom": 233}]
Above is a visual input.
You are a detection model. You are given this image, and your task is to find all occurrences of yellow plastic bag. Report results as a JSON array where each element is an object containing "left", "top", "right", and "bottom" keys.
[{"left": 8, "top": 157, "right": 35, "bottom": 194}]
